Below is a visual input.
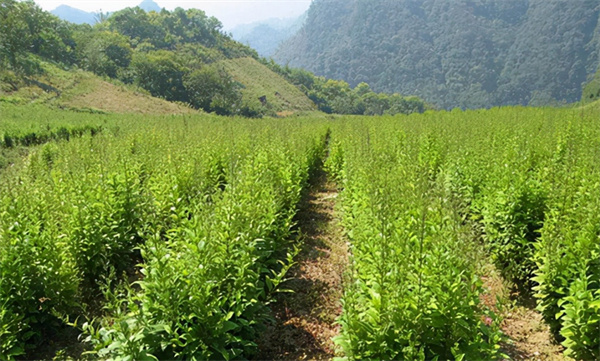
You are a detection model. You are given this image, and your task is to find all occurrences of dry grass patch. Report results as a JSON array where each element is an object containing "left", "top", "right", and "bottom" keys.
[{"left": 61, "top": 78, "right": 196, "bottom": 115}]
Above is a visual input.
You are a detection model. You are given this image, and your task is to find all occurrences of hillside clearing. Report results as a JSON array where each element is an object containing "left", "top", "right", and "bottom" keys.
[{"left": 220, "top": 57, "right": 316, "bottom": 114}]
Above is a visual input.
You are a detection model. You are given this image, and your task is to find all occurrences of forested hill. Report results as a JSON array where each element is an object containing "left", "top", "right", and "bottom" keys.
[
  {"left": 1, "top": 1, "right": 427, "bottom": 117},
  {"left": 274, "top": 0, "right": 600, "bottom": 109}
]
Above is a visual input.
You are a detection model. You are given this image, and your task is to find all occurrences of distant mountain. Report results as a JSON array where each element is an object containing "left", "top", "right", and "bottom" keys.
[
  {"left": 230, "top": 14, "right": 306, "bottom": 58},
  {"left": 275, "top": 0, "right": 600, "bottom": 109},
  {"left": 138, "top": 0, "right": 161, "bottom": 13},
  {"left": 51, "top": 0, "right": 162, "bottom": 25},
  {"left": 51, "top": 5, "right": 96, "bottom": 25}
]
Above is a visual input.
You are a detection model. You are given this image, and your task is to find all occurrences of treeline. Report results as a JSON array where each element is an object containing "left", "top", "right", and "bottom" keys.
[
  {"left": 0, "top": 0, "right": 426, "bottom": 117},
  {"left": 0, "top": 0, "right": 257, "bottom": 115},
  {"left": 263, "top": 60, "right": 428, "bottom": 115}
]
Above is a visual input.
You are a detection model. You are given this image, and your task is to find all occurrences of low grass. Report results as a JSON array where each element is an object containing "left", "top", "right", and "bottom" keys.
[
  {"left": 1, "top": 57, "right": 316, "bottom": 116},
  {"left": 580, "top": 98, "right": 600, "bottom": 112},
  {"left": 220, "top": 57, "right": 315, "bottom": 114},
  {"left": 0, "top": 61, "right": 196, "bottom": 115}
]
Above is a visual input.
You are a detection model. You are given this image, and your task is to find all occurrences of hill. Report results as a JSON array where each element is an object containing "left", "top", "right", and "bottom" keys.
[
  {"left": 220, "top": 57, "right": 315, "bottom": 114},
  {"left": 50, "top": 5, "right": 96, "bottom": 25},
  {"left": 0, "top": 61, "right": 195, "bottom": 114},
  {"left": 230, "top": 15, "right": 306, "bottom": 57},
  {"left": 50, "top": 0, "right": 162, "bottom": 25},
  {"left": 275, "top": 0, "right": 600, "bottom": 109},
  {"left": 138, "top": 0, "right": 161, "bottom": 12},
  {"left": 1, "top": 0, "right": 426, "bottom": 117}
]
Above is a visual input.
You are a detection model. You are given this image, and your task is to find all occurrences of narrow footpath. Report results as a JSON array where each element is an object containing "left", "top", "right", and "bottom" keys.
[
  {"left": 256, "top": 166, "right": 348, "bottom": 360},
  {"left": 481, "top": 269, "right": 566, "bottom": 360}
]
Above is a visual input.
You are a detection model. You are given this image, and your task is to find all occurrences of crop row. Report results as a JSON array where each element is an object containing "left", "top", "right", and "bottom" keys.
[
  {"left": 0, "top": 111, "right": 329, "bottom": 360},
  {"left": 0, "top": 124, "right": 102, "bottom": 148},
  {"left": 327, "top": 124, "right": 502, "bottom": 360},
  {"left": 0, "top": 103, "right": 113, "bottom": 149},
  {"left": 442, "top": 109, "right": 599, "bottom": 360},
  {"left": 329, "top": 107, "right": 599, "bottom": 359},
  {"left": 0, "top": 104, "right": 597, "bottom": 360}
]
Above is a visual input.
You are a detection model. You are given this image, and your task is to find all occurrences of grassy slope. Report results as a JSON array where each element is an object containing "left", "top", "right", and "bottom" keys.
[
  {"left": 220, "top": 57, "right": 316, "bottom": 115},
  {"left": 580, "top": 98, "right": 600, "bottom": 112},
  {"left": 0, "top": 62, "right": 196, "bottom": 115}
]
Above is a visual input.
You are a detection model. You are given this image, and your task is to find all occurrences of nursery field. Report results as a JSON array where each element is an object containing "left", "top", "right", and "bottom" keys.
[
  {"left": 0, "top": 103, "right": 598, "bottom": 360},
  {"left": 327, "top": 107, "right": 599, "bottom": 360}
]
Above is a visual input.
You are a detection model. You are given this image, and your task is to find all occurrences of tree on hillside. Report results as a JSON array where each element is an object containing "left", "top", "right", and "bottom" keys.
[
  {"left": 184, "top": 64, "right": 242, "bottom": 115},
  {"left": 582, "top": 68, "right": 600, "bottom": 102},
  {"left": 0, "top": 0, "right": 32, "bottom": 70},
  {"left": 131, "top": 50, "right": 188, "bottom": 102},
  {"left": 159, "top": 8, "right": 222, "bottom": 48},
  {"left": 108, "top": 7, "right": 165, "bottom": 47},
  {"left": 75, "top": 30, "right": 132, "bottom": 78},
  {"left": 0, "top": 0, "right": 75, "bottom": 72}
]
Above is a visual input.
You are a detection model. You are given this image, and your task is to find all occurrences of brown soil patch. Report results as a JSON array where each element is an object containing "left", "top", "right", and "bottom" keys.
[
  {"left": 276, "top": 111, "right": 295, "bottom": 117},
  {"left": 501, "top": 306, "right": 565, "bottom": 361},
  {"left": 256, "top": 168, "right": 347, "bottom": 360},
  {"left": 481, "top": 270, "right": 566, "bottom": 361}
]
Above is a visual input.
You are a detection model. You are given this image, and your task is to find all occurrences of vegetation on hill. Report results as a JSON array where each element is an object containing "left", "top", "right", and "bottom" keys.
[
  {"left": 583, "top": 68, "right": 600, "bottom": 103},
  {"left": 275, "top": 0, "right": 600, "bottom": 109},
  {"left": 1, "top": 60, "right": 195, "bottom": 114},
  {"left": 1, "top": 0, "right": 425, "bottom": 117},
  {"left": 219, "top": 57, "right": 316, "bottom": 115},
  {"left": 263, "top": 60, "right": 429, "bottom": 115}
]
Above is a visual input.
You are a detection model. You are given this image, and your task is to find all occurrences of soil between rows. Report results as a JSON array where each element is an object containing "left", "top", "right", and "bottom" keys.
[{"left": 256, "top": 166, "right": 348, "bottom": 360}]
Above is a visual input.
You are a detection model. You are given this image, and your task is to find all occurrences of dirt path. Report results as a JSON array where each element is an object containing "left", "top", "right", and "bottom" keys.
[
  {"left": 481, "top": 271, "right": 566, "bottom": 361},
  {"left": 256, "top": 167, "right": 347, "bottom": 360},
  {"left": 501, "top": 305, "right": 565, "bottom": 361}
]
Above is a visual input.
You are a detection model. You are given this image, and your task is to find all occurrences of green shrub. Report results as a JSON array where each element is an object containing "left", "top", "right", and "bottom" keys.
[
  {"left": 333, "top": 127, "right": 502, "bottom": 360},
  {"left": 558, "top": 270, "right": 600, "bottom": 360},
  {"left": 0, "top": 188, "right": 80, "bottom": 359},
  {"left": 480, "top": 177, "right": 547, "bottom": 284},
  {"left": 83, "top": 128, "right": 327, "bottom": 360},
  {"left": 533, "top": 178, "right": 600, "bottom": 347},
  {"left": 67, "top": 167, "right": 147, "bottom": 285}
]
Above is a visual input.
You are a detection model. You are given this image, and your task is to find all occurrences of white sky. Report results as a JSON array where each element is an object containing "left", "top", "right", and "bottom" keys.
[{"left": 34, "top": 0, "right": 312, "bottom": 29}]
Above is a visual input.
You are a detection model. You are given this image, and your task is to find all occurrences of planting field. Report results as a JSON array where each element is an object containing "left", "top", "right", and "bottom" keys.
[
  {"left": 0, "top": 104, "right": 598, "bottom": 360},
  {"left": 327, "top": 107, "right": 599, "bottom": 360}
]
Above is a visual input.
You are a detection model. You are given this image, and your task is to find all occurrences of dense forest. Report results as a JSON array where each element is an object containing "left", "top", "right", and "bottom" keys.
[
  {"left": 0, "top": 0, "right": 425, "bottom": 117},
  {"left": 275, "top": 0, "right": 600, "bottom": 109}
]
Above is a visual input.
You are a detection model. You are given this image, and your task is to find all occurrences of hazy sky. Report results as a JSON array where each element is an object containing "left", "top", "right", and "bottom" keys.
[{"left": 34, "top": 0, "right": 312, "bottom": 29}]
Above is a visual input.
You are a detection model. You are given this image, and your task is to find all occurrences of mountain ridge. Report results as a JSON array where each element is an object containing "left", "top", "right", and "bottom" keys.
[
  {"left": 275, "top": 0, "right": 600, "bottom": 109},
  {"left": 50, "top": 5, "right": 96, "bottom": 24},
  {"left": 230, "top": 14, "right": 306, "bottom": 57},
  {"left": 51, "top": 0, "right": 162, "bottom": 25}
]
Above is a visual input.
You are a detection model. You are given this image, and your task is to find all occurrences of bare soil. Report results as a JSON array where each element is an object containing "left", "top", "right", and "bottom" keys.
[
  {"left": 481, "top": 270, "right": 566, "bottom": 361},
  {"left": 256, "top": 167, "right": 347, "bottom": 360}
]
